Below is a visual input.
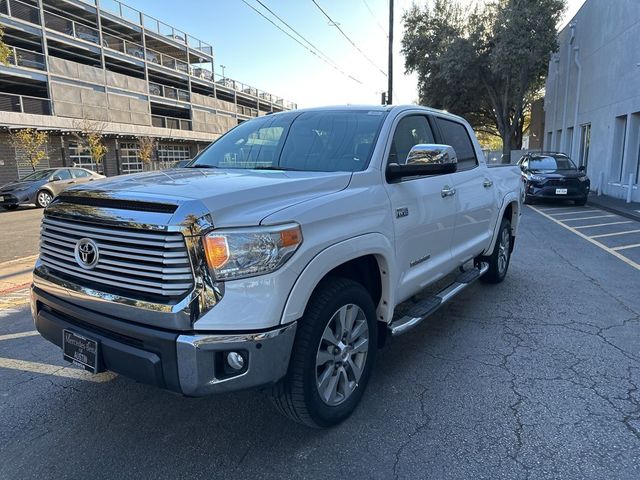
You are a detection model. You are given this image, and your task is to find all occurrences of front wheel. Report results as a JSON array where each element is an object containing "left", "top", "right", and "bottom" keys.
[
  {"left": 36, "top": 190, "right": 53, "bottom": 208},
  {"left": 480, "top": 218, "right": 512, "bottom": 284},
  {"left": 1, "top": 204, "right": 18, "bottom": 211},
  {"left": 268, "top": 277, "right": 377, "bottom": 428},
  {"left": 574, "top": 197, "right": 588, "bottom": 206}
]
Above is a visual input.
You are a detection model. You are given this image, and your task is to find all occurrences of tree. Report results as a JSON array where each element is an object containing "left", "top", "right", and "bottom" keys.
[
  {"left": 402, "top": 0, "right": 564, "bottom": 161},
  {"left": 0, "top": 25, "right": 11, "bottom": 65},
  {"left": 10, "top": 129, "right": 49, "bottom": 172},
  {"left": 73, "top": 119, "right": 108, "bottom": 171},
  {"left": 137, "top": 136, "right": 157, "bottom": 169}
]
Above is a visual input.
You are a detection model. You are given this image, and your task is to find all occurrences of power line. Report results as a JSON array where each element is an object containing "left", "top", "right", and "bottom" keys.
[
  {"left": 239, "top": 0, "right": 363, "bottom": 85},
  {"left": 361, "top": 0, "right": 388, "bottom": 37},
  {"left": 311, "top": 0, "right": 387, "bottom": 77}
]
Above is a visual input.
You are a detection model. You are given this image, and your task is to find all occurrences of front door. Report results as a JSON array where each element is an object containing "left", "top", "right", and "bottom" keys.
[
  {"left": 384, "top": 114, "right": 457, "bottom": 303},
  {"left": 433, "top": 116, "right": 496, "bottom": 263}
]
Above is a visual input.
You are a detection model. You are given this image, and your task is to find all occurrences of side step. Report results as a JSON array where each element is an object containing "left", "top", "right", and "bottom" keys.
[{"left": 388, "top": 263, "right": 489, "bottom": 336}]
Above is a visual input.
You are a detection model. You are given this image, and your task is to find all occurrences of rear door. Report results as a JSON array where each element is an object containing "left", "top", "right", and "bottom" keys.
[
  {"left": 433, "top": 116, "right": 497, "bottom": 263},
  {"left": 49, "top": 169, "right": 75, "bottom": 196},
  {"left": 384, "top": 113, "right": 457, "bottom": 302},
  {"left": 71, "top": 168, "right": 95, "bottom": 185}
]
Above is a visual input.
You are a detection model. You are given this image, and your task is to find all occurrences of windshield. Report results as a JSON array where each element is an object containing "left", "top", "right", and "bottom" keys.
[
  {"left": 190, "top": 110, "right": 387, "bottom": 172},
  {"left": 20, "top": 169, "right": 56, "bottom": 181},
  {"left": 528, "top": 155, "right": 576, "bottom": 171}
]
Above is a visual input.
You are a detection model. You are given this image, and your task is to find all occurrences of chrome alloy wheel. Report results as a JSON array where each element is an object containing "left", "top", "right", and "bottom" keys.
[
  {"left": 37, "top": 191, "right": 52, "bottom": 207},
  {"left": 498, "top": 227, "right": 511, "bottom": 276},
  {"left": 315, "top": 304, "right": 370, "bottom": 407}
]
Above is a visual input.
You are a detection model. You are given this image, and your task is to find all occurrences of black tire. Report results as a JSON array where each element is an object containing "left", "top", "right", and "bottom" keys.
[
  {"left": 574, "top": 197, "right": 588, "bottom": 206},
  {"left": 523, "top": 194, "right": 534, "bottom": 205},
  {"left": 1, "top": 204, "right": 18, "bottom": 211},
  {"left": 36, "top": 190, "right": 53, "bottom": 208},
  {"left": 268, "top": 277, "right": 378, "bottom": 428},
  {"left": 480, "top": 218, "right": 512, "bottom": 284}
]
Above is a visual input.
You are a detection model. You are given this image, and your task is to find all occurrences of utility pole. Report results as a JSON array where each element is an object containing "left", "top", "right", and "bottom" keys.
[{"left": 387, "top": 0, "right": 393, "bottom": 105}]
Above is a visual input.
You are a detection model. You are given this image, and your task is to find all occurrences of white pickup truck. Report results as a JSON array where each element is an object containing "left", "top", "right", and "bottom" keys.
[{"left": 32, "top": 105, "right": 521, "bottom": 428}]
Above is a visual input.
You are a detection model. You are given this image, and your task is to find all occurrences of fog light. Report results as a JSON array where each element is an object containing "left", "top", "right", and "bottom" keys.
[{"left": 226, "top": 351, "right": 245, "bottom": 370}]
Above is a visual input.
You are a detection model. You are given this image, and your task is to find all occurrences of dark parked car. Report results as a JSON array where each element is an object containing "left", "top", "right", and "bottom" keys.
[
  {"left": 518, "top": 153, "right": 590, "bottom": 205},
  {"left": 0, "top": 167, "right": 104, "bottom": 210}
]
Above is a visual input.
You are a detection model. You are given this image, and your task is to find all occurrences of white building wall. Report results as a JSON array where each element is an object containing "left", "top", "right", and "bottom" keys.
[{"left": 543, "top": 0, "right": 640, "bottom": 201}]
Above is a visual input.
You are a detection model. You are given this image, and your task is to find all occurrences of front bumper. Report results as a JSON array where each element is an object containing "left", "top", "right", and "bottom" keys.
[
  {"left": 32, "top": 286, "right": 297, "bottom": 396},
  {"left": 0, "top": 193, "right": 21, "bottom": 206},
  {"left": 525, "top": 182, "right": 589, "bottom": 200}
]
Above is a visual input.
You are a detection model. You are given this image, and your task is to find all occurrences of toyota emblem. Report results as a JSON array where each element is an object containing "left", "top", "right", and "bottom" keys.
[{"left": 74, "top": 238, "right": 99, "bottom": 270}]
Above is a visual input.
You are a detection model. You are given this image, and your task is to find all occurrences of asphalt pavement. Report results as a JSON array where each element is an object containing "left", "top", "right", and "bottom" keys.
[
  {"left": 1, "top": 206, "right": 639, "bottom": 479},
  {"left": 0, "top": 206, "right": 42, "bottom": 263}
]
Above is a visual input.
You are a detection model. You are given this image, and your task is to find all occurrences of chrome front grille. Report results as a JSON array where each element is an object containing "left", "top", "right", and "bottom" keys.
[{"left": 39, "top": 216, "right": 194, "bottom": 299}]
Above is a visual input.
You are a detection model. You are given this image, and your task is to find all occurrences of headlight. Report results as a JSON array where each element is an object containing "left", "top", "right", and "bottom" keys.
[
  {"left": 529, "top": 174, "right": 546, "bottom": 182},
  {"left": 203, "top": 223, "right": 303, "bottom": 281}
]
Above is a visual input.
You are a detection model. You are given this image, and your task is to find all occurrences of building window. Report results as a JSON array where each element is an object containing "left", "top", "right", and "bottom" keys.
[
  {"left": 611, "top": 115, "right": 628, "bottom": 182},
  {"left": 578, "top": 124, "right": 591, "bottom": 170},
  {"left": 555, "top": 130, "right": 562, "bottom": 152},
  {"left": 157, "top": 144, "right": 190, "bottom": 168},
  {"left": 546, "top": 132, "right": 553, "bottom": 151},
  {"left": 120, "top": 142, "right": 143, "bottom": 174},
  {"left": 68, "top": 142, "right": 101, "bottom": 173}
]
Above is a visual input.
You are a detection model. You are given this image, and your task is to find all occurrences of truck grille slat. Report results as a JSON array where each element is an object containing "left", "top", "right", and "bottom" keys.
[{"left": 40, "top": 216, "right": 195, "bottom": 299}]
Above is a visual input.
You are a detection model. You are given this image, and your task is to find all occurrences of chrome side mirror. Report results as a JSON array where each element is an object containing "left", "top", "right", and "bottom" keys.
[{"left": 386, "top": 144, "right": 457, "bottom": 182}]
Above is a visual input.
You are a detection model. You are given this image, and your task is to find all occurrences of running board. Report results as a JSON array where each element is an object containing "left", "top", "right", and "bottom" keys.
[{"left": 388, "top": 263, "right": 489, "bottom": 336}]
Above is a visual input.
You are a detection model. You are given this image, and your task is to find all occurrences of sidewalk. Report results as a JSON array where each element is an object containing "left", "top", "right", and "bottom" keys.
[
  {"left": 0, "top": 256, "right": 37, "bottom": 309},
  {"left": 588, "top": 193, "right": 640, "bottom": 222}
]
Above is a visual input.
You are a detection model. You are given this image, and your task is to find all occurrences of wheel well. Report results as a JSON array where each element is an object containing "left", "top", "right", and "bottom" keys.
[{"left": 323, "top": 255, "right": 382, "bottom": 308}]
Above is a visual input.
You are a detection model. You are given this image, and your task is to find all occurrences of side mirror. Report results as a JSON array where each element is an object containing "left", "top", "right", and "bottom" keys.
[
  {"left": 51, "top": 175, "right": 62, "bottom": 181},
  {"left": 578, "top": 165, "right": 586, "bottom": 172},
  {"left": 386, "top": 144, "right": 457, "bottom": 182}
]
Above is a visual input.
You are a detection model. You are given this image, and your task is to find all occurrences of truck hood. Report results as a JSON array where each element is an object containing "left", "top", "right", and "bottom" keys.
[{"left": 63, "top": 168, "right": 352, "bottom": 227}]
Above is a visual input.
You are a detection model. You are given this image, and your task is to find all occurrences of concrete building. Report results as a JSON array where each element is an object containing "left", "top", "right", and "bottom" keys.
[
  {"left": 543, "top": 0, "right": 640, "bottom": 202},
  {"left": 0, "top": 0, "right": 296, "bottom": 185}
]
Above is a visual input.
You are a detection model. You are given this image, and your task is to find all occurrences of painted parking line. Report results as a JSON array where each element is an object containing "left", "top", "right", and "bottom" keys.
[
  {"left": 613, "top": 243, "right": 640, "bottom": 251},
  {"left": 561, "top": 214, "right": 616, "bottom": 221},
  {"left": 547, "top": 209, "right": 600, "bottom": 216},
  {"left": 0, "top": 331, "right": 39, "bottom": 342},
  {"left": 0, "top": 357, "right": 116, "bottom": 383},
  {"left": 591, "top": 229, "right": 640, "bottom": 239},
  {"left": 528, "top": 205, "right": 640, "bottom": 271},
  {"left": 574, "top": 221, "right": 632, "bottom": 229}
]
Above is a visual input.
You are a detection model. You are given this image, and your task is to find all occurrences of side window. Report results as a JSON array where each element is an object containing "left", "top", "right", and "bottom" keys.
[
  {"left": 72, "top": 169, "right": 90, "bottom": 178},
  {"left": 388, "top": 115, "right": 435, "bottom": 165},
  {"left": 434, "top": 117, "right": 478, "bottom": 171},
  {"left": 54, "top": 169, "right": 72, "bottom": 180}
]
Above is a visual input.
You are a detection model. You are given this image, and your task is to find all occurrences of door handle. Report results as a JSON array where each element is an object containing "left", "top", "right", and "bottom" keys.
[
  {"left": 483, "top": 179, "right": 493, "bottom": 188},
  {"left": 441, "top": 186, "right": 456, "bottom": 198}
]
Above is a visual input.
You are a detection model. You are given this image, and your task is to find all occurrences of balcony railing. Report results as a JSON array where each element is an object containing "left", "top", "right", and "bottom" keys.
[
  {"left": 98, "top": 0, "right": 213, "bottom": 56},
  {"left": 214, "top": 74, "right": 296, "bottom": 109},
  {"left": 149, "top": 82, "right": 189, "bottom": 102},
  {"left": 102, "top": 32, "right": 145, "bottom": 59},
  {"left": 151, "top": 114, "right": 191, "bottom": 131},
  {"left": 145, "top": 48, "right": 189, "bottom": 74},
  {"left": 1, "top": 0, "right": 40, "bottom": 24},
  {"left": 6, "top": 46, "right": 46, "bottom": 70},
  {"left": 44, "top": 10, "right": 100, "bottom": 45},
  {"left": 0, "top": 92, "right": 51, "bottom": 115},
  {"left": 237, "top": 105, "right": 258, "bottom": 118}
]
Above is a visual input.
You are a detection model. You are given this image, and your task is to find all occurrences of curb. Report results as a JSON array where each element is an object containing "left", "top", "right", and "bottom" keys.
[
  {"left": 588, "top": 198, "right": 640, "bottom": 223},
  {"left": 0, "top": 255, "right": 38, "bottom": 269},
  {"left": 0, "top": 282, "right": 31, "bottom": 295}
]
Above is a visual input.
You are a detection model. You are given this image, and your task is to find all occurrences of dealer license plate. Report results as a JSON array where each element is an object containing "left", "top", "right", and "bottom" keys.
[
  {"left": 0, "top": 196, "right": 4, "bottom": 202},
  {"left": 555, "top": 188, "right": 568, "bottom": 195},
  {"left": 62, "top": 330, "right": 99, "bottom": 373}
]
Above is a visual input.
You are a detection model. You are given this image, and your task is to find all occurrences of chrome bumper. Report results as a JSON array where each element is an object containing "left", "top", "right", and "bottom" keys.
[{"left": 176, "top": 323, "right": 297, "bottom": 396}]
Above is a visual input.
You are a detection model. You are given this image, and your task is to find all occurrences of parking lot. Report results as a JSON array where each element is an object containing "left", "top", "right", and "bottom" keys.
[{"left": 0, "top": 206, "right": 639, "bottom": 479}]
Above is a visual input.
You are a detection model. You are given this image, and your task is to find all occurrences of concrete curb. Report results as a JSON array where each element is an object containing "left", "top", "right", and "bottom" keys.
[{"left": 588, "top": 196, "right": 640, "bottom": 223}]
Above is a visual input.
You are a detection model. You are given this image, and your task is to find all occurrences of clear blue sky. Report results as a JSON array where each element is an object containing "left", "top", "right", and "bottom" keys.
[{"left": 126, "top": 0, "right": 587, "bottom": 108}]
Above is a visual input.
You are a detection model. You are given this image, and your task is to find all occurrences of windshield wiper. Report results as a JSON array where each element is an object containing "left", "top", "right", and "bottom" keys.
[
  {"left": 252, "top": 166, "right": 300, "bottom": 171},
  {"left": 187, "top": 164, "right": 218, "bottom": 169}
]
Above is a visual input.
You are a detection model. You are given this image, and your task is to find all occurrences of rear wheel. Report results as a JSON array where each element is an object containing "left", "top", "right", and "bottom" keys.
[
  {"left": 36, "top": 190, "right": 53, "bottom": 208},
  {"left": 480, "top": 218, "right": 512, "bottom": 284},
  {"left": 268, "top": 277, "right": 377, "bottom": 428}
]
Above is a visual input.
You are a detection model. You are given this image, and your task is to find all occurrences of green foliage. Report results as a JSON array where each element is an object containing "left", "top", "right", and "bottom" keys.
[
  {"left": 402, "top": 0, "right": 564, "bottom": 157},
  {"left": 0, "top": 25, "right": 11, "bottom": 65}
]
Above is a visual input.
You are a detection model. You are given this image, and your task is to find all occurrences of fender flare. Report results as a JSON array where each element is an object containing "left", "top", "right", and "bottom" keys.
[
  {"left": 484, "top": 193, "right": 521, "bottom": 255},
  {"left": 280, "top": 233, "right": 396, "bottom": 325}
]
